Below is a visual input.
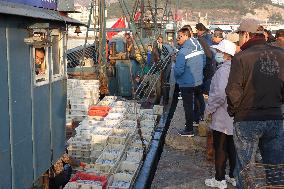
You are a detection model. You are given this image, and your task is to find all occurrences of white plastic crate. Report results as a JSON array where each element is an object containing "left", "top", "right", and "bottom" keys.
[
  {"left": 91, "top": 127, "right": 112, "bottom": 136},
  {"left": 139, "top": 109, "right": 154, "bottom": 115},
  {"left": 105, "top": 113, "right": 124, "bottom": 120},
  {"left": 80, "top": 150, "right": 91, "bottom": 157},
  {"left": 124, "top": 151, "right": 143, "bottom": 163},
  {"left": 108, "top": 129, "right": 130, "bottom": 145},
  {"left": 105, "top": 119, "right": 121, "bottom": 128},
  {"left": 68, "top": 149, "right": 82, "bottom": 157},
  {"left": 70, "top": 109, "right": 87, "bottom": 116},
  {"left": 140, "top": 114, "right": 156, "bottom": 121},
  {"left": 72, "top": 90, "right": 93, "bottom": 98},
  {"left": 126, "top": 106, "right": 141, "bottom": 114},
  {"left": 98, "top": 100, "right": 114, "bottom": 106},
  {"left": 70, "top": 98, "right": 92, "bottom": 105},
  {"left": 64, "top": 180, "right": 102, "bottom": 189},
  {"left": 91, "top": 142, "right": 107, "bottom": 151},
  {"left": 120, "top": 120, "right": 137, "bottom": 128},
  {"left": 91, "top": 135, "right": 109, "bottom": 145},
  {"left": 90, "top": 150, "right": 103, "bottom": 162},
  {"left": 153, "top": 105, "right": 163, "bottom": 115},
  {"left": 108, "top": 173, "right": 133, "bottom": 189},
  {"left": 116, "top": 161, "right": 140, "bottom": 175},
  {"left": 140, "top": 120, "right": 155, "bottom": 128},
  {"left": 80, "top": 141, "right": 92, "bottom": 151},
  {"left": 102, "top": 96, "right": 117, "bottom": 101},
  {"left": 103, "top": 144, "right": 125, "bottom": 155},
  {"left": 95, "top": 153, "right": 117, "bottom": 174},
  {"left": 124, "top": 114, "right": 137, "bottom": 121},
  {"left": 109, "top": 107, "right": 126, "bottom": 113},
  {"left": 81, "top": 119, "right": 105, "bottom": 127}
]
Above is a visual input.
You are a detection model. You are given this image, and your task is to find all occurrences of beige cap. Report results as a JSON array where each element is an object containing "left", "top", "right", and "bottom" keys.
[{"left": 237, "top": 18, "right": 262, "bottom": 33}]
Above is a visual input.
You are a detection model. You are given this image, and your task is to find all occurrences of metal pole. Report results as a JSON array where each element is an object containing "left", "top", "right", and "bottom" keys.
[
  {"left": 154, "top": 0, "right": 157, "bottom": 36},
  {"left": 140, "top": 0, "right": 144, "bottom": 39}
]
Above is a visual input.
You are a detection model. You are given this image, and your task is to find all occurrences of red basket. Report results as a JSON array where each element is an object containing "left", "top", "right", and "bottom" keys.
[
  {"left": 70, "top": 172, "right": 107, "bottom": 189},
  {"left": 89, "top": 106, "right": 111, "bottom": 112},
  {"left": 88, "top": 109, "right": 109, "bottom": 117}
]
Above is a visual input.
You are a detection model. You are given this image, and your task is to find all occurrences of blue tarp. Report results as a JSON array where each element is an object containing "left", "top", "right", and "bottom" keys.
[{"left": 5, "top": 0, "right": 57, "bottom": 9}]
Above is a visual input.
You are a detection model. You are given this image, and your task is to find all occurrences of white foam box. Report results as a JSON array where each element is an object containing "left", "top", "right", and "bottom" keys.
[
  {"left": 80, "top": 141, "right": 92, "bottom": 151},
  {"left": 108, "top": 173, "right": 133, "bottom": 189},
  {"left": 91, "top": 127, "right": 112, "bottom": 136},
  {"left": 70, "top": 109, "right": 87, "bottom": 116},
  {"left": 102, "top": 96, "right": 117, "bottom": 101},
  {"left": 116, "top": 161, "right": 140, "bottom": 175},
  {"left": 73, "top": 180, "right": 102, "bottom": 189},
  {"left": 98, "top": 100, "right": 114, "bottom": 106},
  {"left": 105, "top": 113, "right": 124, "bottom": 120},
  {"left": 109, "top": 107, "right": 126, "bottom": 113},
  {"left": 72, "top": 90, "right": 93, "bottom": 98},
  {"left": 153, "top": 105, "right": 163, "bottom": 115},
  {"left": 70, "top": 98, "right": 92, "bottom": 105},
  {"left": 124, "top": 151, "right": 143, "bottom": 163},
  {"left": 81, "top": 119, "right": 105, "bottom": 127},
  {"left": 91, "top": 135, "right": 109, "bottom": 146},
  {"left": 67, "top": 149, "right": 82, "bottom": 157},
  {"left": 95, "top": 153, "right": 118, "bottom": 174},
  {"left": 140, "top": 120, "right": 155, "bottom": 128},
  {"left": 140, "top": 114, "right": 157, "bottom": 121},
  {"left": 105, "top": 120, "right": 121, "bottom": 128},
  {"left": 80, "top": 150, "right": 91, "bottom": 157},
  {"left": 120, "top": 120, "right": 137, "bottom": 128},
  {"left": 124, "top": 114, "right": 137, "bottom": 121},
  {"left": 126, "top": 107, "right": 140, "bottom": 114},
  {"left": 139, "top": 109, "right": 154, "bottom": 115},
  {"left": 103, "top": 144, "right": 124, "bottom": 156},
  {"left": 118, "top": 126, "right": 136, "bottom": 135},
  {"left": 108, "top": 129, "right": 130, "bottom": 145},
  {"left": 90, "top": 150, "right": 103, "bottom": 162}
]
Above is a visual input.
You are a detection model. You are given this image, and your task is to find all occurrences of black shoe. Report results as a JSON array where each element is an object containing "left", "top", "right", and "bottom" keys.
[{"left": 178, "top": 130, "right": 195, "bottom": 137}]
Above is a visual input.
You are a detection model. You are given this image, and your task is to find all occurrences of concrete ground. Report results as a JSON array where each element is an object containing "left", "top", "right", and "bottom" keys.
[{"left": 151, "top": 100, "right": 235, "bottom": 189}]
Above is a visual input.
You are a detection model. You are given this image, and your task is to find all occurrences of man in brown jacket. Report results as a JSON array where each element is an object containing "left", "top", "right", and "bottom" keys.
[
  {"left": 272, "top": 29, "right": 284, "bottom": 49},
  {"left": 226, "top": 19, "right": 284, "bottom": 189}
]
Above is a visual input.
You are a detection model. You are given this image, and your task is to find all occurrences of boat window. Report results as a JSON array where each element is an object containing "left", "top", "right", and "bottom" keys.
[
  {"left": 34, "top": 47, "right": 49, "bottom": 86},
  {"left": 51, "top": 29, "right": 64, "bottom": 79}
]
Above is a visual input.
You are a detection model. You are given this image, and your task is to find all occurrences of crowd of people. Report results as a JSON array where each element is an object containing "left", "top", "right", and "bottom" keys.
[{"left": 166, "top": 19, "right": 284, "bottom": 189}]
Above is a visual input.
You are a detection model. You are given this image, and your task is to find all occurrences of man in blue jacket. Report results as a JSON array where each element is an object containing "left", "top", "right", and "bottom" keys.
[{"left": 174, "top": 27, "right": 206, "bottom": 136}]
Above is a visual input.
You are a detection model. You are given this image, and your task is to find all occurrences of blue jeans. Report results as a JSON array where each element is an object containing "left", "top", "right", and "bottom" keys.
[{"left": 233, "top": 120, "right": 284, "bottom": 189}]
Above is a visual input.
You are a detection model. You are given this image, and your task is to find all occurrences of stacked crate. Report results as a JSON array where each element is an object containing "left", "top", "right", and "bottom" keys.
[
  {"left": 67, "top": 79, "right": 100, "bottom": 121},
  {"left": 65, "top": 97, "right": 163, "bottom": 189}
]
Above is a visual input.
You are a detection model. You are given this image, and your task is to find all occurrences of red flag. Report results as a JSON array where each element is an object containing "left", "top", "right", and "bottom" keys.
[
  {"left": 134, "top": 11, "right": 141, "bottom": 22},
  {"left": 174, "top": 13, "right": 182, "bottom": 21},
  {"left": 107, "top": 17, "right": 126, "bottom": 40}
]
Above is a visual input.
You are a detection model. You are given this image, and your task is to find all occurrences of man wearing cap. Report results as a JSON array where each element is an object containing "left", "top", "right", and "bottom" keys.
[
  {"left": 226, "top": 18, "right": 284, "bottom": 189},
  {"left": 272, "top": 29, "right": 284, "bottom": 49}
]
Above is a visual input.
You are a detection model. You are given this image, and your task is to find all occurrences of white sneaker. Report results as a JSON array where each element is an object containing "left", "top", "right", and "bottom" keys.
[
  {"left": 225, "top": 175, "right": 236, "bottom": 186},
  {"left": 205, "top": 178, "right": 227, "bottom": 189}
]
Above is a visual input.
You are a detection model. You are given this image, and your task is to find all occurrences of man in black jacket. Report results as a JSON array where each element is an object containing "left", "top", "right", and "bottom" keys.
[{"left": 226, "top": 19, "right": 284, "bottom": 189}]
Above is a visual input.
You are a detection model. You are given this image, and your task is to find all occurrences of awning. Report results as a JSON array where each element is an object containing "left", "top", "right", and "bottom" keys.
[{"left": 0, "top": 1, "right": 84, "bottom": 26}]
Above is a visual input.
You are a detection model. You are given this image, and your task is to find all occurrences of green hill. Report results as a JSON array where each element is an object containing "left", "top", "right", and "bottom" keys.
[{"left": 106, "top": 0, "right": 284, "bottom": 22}]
